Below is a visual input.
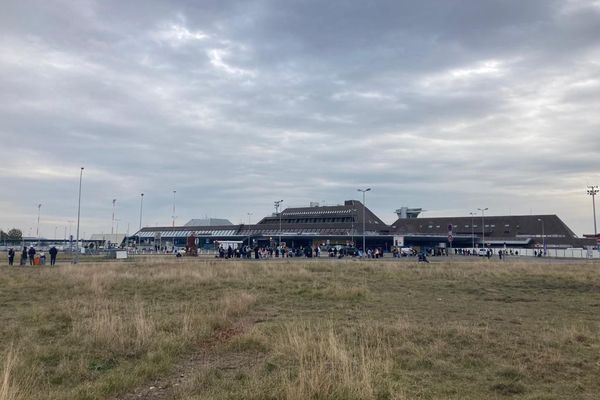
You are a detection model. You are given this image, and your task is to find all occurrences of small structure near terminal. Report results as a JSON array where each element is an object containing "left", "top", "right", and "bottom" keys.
[{"left": 186, "top": 233, "right": 198, "bottom": 256}]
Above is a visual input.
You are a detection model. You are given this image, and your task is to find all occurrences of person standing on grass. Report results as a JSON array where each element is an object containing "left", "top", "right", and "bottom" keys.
[
  {"left": 20, "top": 246, "right": 27, "bottom": 266},
  {"left": 49, "top": 246, "right": 58, "bottom": 266},
  {"left": 28, "top": 246, "right": 36, "bottom": 265},
  {"left": 8, "top": 248, "right": 15, "bottom": 265}
]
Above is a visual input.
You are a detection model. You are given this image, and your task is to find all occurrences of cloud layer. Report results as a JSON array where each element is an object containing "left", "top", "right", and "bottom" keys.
[{"left": 1, "top": 0, "right": 599, "bottom": 237}]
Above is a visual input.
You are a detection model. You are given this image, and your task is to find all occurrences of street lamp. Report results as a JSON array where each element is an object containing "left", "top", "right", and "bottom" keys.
[
  {"left": 36, "top": 203, "right": 41, "bottom": 245},
  {"left": 351, "top": 208, "right": 356, "bottom": 246},
  {"left": 357, "top": 188, "right": 371, "bottom": 256},
  {"left": 115, "top": 219, "right": 120, "bottom": 248},
  {"left": 138, "top": 193, "right": 144, "bottom": 248},
  {"left": 469, "top": 212, "right": 475, "bottom": 250},
  {"left": 74, "top": 167, "right": 84, "bottom": 264},
  {"left": 587, "top": 185, "right": 598, "bottom": 236},
  {"left": 247, "top": 212, "right": 253, "bottom": 247},
  {"left": 172, "top": 190, "right": 177, "bottom": 227},
  {"left": 68, "top": 220, "right": 74, "bottom": 252},
  {"left": 537, "top": 218, "right": 546, "bottom": 255},
  {"left": 478, "top": 207, "right": 488, "bottom": 249},
  {"left": 111, "top": 199, "right": 116, "bottom": 235},
  {"left": 274, "top": 200, "right": 283, "bottom": 247}
]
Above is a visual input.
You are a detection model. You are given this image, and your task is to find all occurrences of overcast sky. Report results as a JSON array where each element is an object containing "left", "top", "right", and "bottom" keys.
[{"left": 1, "top": 0, "right": 599, "bottom": 238}]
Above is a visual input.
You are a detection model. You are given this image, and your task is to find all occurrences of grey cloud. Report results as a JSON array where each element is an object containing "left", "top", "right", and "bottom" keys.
[{"left": 1, "top": 0, "right": 600, "bottom": 237}]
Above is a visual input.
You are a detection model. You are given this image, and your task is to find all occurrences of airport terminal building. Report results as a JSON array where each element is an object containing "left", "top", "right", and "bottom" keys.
[{"left": 132, "top": 200, "right": 596, "bottom": 252}]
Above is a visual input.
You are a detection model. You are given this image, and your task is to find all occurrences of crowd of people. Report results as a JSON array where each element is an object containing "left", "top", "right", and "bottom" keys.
[
  {"left": 453, "top": 248, "right": 521, "bottom": 258},
  {"left": 215, "top": 245, "right": 318, "bottom": 259},
  {"left": 210, "top": 245, "right": 388, "bottom": 260},
  {"left": 6, "top": 246, "right": 59, "bottom": 266}
]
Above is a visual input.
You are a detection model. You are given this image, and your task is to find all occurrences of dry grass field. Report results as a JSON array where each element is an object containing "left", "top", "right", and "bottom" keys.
[{"left": 0, "top": 257, "right": 599, "bottom": 399}]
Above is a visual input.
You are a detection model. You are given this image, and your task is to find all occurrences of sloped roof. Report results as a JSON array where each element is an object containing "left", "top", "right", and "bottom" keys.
[
  {"left": 89, "top": 234, "right": 126, "bottom": 243},
  {"left": 184, "top": 218, "right": 233, "bottom": 226},
  {"left": 391, "top": 214, "right": 577, "bottom": 239},
  {"left": 256, "top": 200, "right": 388, "bottom": 233}
]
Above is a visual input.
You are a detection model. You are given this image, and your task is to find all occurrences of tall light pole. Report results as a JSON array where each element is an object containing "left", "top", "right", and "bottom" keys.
[
  {"left": 172, "top": 190, "right": 177, "bottom": 227},
  {"left": 587, "top": 185, "right": 598, "bottom": 236},
  {"left": 478, "top": 207, "right": 488, "bottom": 248},
  {"left": 357, "top": 188, "right": 371, "bottom": 256},
  {"left": 74, "top": 167, "right": 84, "bottom": 264},
  {"left": 111, "top": 199, "right": 116, "bottom": 235},
  {"left": 247, "top": 212, "right": 253, "bottom": 247},
  {"left": 36, "top": 203, "right": 41, "bottom": 245},
  {"left": 274, "top": 200, "right": 283, "bottom": 247},
  {"left": 115, "top": 219, "right": 120, "bottom": 248},
  {"left": 351, "top": 208, "right": 356, "bottom": 246},
  {"left": 138, "top": 193, "right": 144, "bottom": 248},
  {"left": 68, "top": 220, "right": 74, "bottom": 252},
  {"left": 469, "top": 212, "right": 475, "bottom": 250},
  {"left": 537, "top": 218, "right": 546, "bottom": 255}
]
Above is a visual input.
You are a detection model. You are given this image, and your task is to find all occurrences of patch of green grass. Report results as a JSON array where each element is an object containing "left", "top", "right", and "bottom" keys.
[{"left": 1, "top": 259, "right": 600, "bottom": 399}]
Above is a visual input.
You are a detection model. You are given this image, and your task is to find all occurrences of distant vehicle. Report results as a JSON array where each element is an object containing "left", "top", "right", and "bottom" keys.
[
  {"left": 400, "top": 247, "right": 415, "bottom": 256},
  {"left": 340, "top": 247, "right": 359, "bottom": 257},
  {"left": 478, "top": 248, "right": 488, "bottom": 256},
  {"left": 327, "top": 246, "right": 358, "bottom": 257}
]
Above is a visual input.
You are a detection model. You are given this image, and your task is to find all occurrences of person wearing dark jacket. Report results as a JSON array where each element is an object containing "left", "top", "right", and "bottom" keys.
[
  {"left": 49, "top": 246, "right": 58, "bottom": 266},
  {"left": 28, "top": 246, "right": 36, "bottom": 265},
  {"left": 20, "top": 247, "right": 27, "bottom": 266},
  {"left": 8, "top": 248, "right": 15, "bottom": 266}
]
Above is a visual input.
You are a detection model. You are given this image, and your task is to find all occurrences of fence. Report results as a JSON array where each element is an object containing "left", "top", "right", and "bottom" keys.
[{"left": 457, "top": 247, "right": 600, "bottom": 259}]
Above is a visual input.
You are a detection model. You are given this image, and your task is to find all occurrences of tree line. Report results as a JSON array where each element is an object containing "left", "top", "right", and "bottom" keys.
[{"left": 0, "top": 229, "right": 23, "bottom": 240}]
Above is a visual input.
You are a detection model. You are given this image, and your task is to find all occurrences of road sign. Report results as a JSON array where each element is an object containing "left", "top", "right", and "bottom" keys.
[
  {"left": 448, "top": 234, "right": 453, "bottom": 242},
  {"left": 448, "top": 224, "right": 453, "bottom": 232},
  {"left": 394, "top": 236, "right": 405, "bottom": 247}
]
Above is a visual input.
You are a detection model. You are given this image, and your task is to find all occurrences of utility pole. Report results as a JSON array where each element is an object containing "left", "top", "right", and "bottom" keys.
[
  {"left": 274, "top": 200, "right": 283, "bottom": 247},
  {"left": 138, "top": 193, "right": 144, "bottom": 248},
  {"left": 172, "top": 190, "right": 177, "bottom": 227},
  {"left": 36, "top": 203, "right": 41, "bottom": 245},
  {"left": 478, "top": 207, "right": 488, "bottom": 249},
  {"left": 111, "top": 199, "right": 116, "bottom": 235},
  {"left": 587, "top": 185, "right": 598, "bottom": 236},
  {"left": 357, "top": 188, "right": 371, "bottom": 257},
  {"left": 351, "top": 207, "right": 356, "bottom": 246},
  {"left": 469, "top": 212, "right": 475, "bottom": 250},
  {"left": 74, "top": 167, "right": 84, "bottom": 264},
  {"left": 247, "top": 212, "right": 253, "bottom": 247},
  {"left": 537, "top": 218, "right": 546, "bottom": 256}
]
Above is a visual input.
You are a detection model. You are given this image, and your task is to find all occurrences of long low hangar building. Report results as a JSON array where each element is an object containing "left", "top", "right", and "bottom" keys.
[{"left": 132, "top": 200, "right": 595, "bottom": 251}]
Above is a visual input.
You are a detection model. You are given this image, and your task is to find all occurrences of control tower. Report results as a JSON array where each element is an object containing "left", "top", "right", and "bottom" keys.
[{"left": 395, "top": 207, "right": 423, "bottom": 219}]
